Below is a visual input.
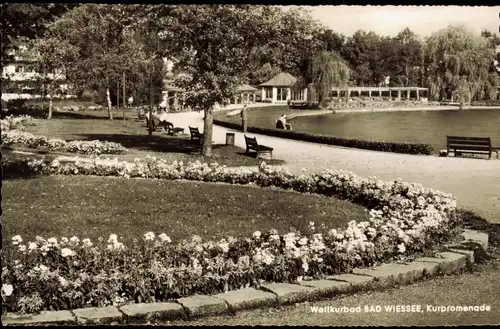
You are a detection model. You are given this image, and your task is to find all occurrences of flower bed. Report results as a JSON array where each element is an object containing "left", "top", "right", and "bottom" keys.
[
  {"left": 213, "top": 119, "right": 434, "bottom": 155},
  {"left": 2, "top": 157, "right": 462, "bottom": 314},
  {"left": 1, "top": 115, "right": 127, "bottom": 155}
]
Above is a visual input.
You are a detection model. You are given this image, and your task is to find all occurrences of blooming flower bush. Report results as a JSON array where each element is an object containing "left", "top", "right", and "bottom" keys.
[
  {"left": 1, "top": 115, "right": 35, "bottom": 132},
  {"left": 1, "top": 115, "right": 126, "bottom": 155},
  {"left": 2, "top": 157, "right": 463, "bottom": 314}
]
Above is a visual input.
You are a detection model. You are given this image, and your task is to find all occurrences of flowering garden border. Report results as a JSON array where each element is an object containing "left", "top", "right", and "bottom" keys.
[
  {"left": 1, "top": 115, "right": 126, "bottom": 155},
  {"left": 1, "top": 150, "right": 465, "bottom": 315}
]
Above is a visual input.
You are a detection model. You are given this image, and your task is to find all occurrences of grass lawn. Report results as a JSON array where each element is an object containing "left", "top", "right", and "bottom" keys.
[
  {"left": 2, "top": 175, "right": 369, "bottom": 253},
  {"left": 13, "top": 109, "right": 285, "bottom": 167}
]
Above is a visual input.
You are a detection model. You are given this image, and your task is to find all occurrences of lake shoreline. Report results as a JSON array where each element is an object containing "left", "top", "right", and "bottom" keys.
[{"left": 332, "top": 105, "right": 500, "bottom": 114}]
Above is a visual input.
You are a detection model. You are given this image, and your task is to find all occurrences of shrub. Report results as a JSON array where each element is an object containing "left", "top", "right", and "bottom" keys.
[
  {"left": 1, "top": 159, "right": 462, "bottom": 314},
  {"left": 213, "top": 119, "right": 434, "bottom": 155}
]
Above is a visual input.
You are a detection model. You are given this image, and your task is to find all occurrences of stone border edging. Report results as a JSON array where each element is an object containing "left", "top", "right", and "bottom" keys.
[{"left": 2, "top": 229, "right": 489, "bottom": 325}]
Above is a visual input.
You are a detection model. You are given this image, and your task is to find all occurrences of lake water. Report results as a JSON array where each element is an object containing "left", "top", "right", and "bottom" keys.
[{"left": 291, "top": 109, "right": 500, "bottom": 151}]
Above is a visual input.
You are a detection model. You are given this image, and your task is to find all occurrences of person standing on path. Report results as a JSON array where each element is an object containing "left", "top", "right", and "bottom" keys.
[{"left": 241, "top": 104, "right": 248, "bottom": 132}]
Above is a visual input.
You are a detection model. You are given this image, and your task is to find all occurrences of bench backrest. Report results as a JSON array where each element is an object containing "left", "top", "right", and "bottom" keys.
[
  {"left": 244, "top": 135, "right": 259, "bottom": 148},
  {"left": 446, "top": 136, "right": 491, "bottom": 147},
  {"left": 189, "top": 126, "right": 200, "bottom": 135},
  {"left": 164, "top": 121, "right": 174, "bottom": 128}
]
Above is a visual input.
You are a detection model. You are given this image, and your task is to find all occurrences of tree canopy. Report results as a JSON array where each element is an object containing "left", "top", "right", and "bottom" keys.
[{"left": 423, "top": 25, "right": 495, "bottom": 103}]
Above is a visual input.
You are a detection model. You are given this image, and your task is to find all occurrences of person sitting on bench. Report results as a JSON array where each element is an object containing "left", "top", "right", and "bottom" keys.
[{"left": 275, "top": 113, "right": 292, "bottom": 130}]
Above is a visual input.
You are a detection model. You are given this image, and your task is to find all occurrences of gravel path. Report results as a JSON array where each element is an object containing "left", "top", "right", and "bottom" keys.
[{"left": 169, "top": 111, "right": 500, "bottom": 223}]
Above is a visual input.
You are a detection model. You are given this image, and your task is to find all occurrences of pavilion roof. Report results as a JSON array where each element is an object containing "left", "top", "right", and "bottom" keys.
[
  {"left": 236, "top": 84, "right": 259, "bottom": 92},
  {"left": 258, "top": 72, "right": 297, "bottom": 87}
]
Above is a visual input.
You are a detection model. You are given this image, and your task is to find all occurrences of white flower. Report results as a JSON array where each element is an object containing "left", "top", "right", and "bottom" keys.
[
  {"left": 397, "top": 243, "right": 406, "bottom": 253},
  {"left": 218, "top": 242, "right": 229, "bottom": 253},
  {"left": 58, "top": 276, "right": 69, "bottom": 288},
  {"left": 61, "top": 237, "right": 69, "bottom": 244},
  {"left": 82, "top": 238, "right": 93, "bottom": 247},
  {"left": 47, "top": 237, "right": 58, "bottom": 246},
  {"left": 298, "top": 237, "right": 308, "bottom": 246},
  {"left": 108, "top": 234, "right": 118, "bottom": 243},
  {"left": 2, "top": 284, "right": 13, "bottom": 297},
  {"left": 61, "top": 248, "right": 76, "bottom": 257},
  {"left": 158, "top": 233, "right": 171, "bottom": 243},
  {"left": 297, "top": 276, "right": 303, "bottom": 282},
  {"left": 269, "top": 234, "right": 280, "bottom": 241},
  {"left": 28, "top": 242, "right": 37, "bottom": 251},
  {"left": 39, "top": 265, "right": 49, "bottom": 272},
  {"left": 70, "top": 236, "right": 80, "bottom": 244},
  {"left": 253, "top": 231, "right": 261, "bottom": 239},
  {"left": 144, "top": 232, "right": 155, "bottom": 241},
  {"left": 11, "top": 235, "right": 22, "bottom": 245}
]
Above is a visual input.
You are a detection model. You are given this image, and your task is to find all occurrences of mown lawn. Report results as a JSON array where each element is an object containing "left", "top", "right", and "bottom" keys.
[
  {"left": 15, "top": 109, "right": 285, "bottom": 167},
  {"left": 2, "top": 175, "right": 369, "bottom": 251}
]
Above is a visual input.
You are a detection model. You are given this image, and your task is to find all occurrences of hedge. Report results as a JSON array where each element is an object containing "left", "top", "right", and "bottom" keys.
[{"left": 213, "top": 119, "right": 434, "bottom": 155}]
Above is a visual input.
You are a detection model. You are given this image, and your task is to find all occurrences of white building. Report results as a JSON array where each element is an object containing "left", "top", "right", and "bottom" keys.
[
  {"left": 2, "top": 45, "right": 69, "bottom": 101},
  {"left": 258, "top": 72, "right": 307, "bottom": 104}
]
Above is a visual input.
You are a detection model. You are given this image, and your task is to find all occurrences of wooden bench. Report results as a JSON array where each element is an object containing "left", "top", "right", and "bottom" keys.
[
  {"left": 163, "top": 121, "right": 184, "bottom": 136},
  {"left": 446, "top": 136, "right": 494, "bottom": 159},
  {"left": 244, "top": 135, "right": 273, "bottom": 159},
  {"left": 189, "top": 126, "right": 203, "bottom": 143}
]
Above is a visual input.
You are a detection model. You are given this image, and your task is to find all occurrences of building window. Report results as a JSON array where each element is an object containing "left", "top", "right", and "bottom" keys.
[
  {"left": 276, "top": 88, "right": 289, "bottom": 101},
  {"left": 264, "top": 87, "right": 272, "bottom": 99},
  {"left": 293, "top": 89, "right": 304, "bottom": 101},
  {"left": 15, "top": 65, "right": 24, "bottom": 73}
]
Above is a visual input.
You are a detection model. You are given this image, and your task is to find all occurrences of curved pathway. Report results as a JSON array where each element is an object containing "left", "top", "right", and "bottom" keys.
[{"left": 169, "top": 111, "right": 500, "bottom": 223}]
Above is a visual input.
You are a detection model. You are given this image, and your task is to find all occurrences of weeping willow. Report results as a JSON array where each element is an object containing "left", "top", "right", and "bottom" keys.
[
  {"left": 295, "top": 51, "right": 350, "bottom": 106},
  {"left": 423, "top": 25, "right": 495, "bottom": 104}
]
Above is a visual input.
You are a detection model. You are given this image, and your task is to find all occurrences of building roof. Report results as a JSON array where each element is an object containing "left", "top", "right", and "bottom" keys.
[
  {"left": 236, "top": 84, "right": 259, "bottom": 92},
  {"left": 258, "top": 72, "right": 297, "bottom": 87}
]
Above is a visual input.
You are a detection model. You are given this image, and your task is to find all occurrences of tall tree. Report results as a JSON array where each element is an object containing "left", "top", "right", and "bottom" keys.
[
  {"left": 297, "top": 51, "right": 350, "bottom": 106},
  {"left": 320, "top": 29, "right": 345, "bottom": 52},
  {"left": 33, "top": 38, "right": 78, "bottom": 119},
  {"left": 423, "top": 25, "right": 494, "bottom": 103},
  {"left": 1, "top": 3, "right": 78, "bottom": 65},
  {"left": 341, "top": 30, "right": 382, "bottom": 86},
  {"left": 44, "top": 4, "right": 150, "bottom": 120},
  {"left": 141, "top": 5, "right": 324, "bottom": 156},
  {"left": 392, "top": 28, "right": 423, "bottom": 87}
]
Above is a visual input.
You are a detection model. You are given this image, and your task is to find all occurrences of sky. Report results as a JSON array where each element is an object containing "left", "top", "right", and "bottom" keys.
[{"left": 294, "top": 6, "right": 499, "bottom": 38}]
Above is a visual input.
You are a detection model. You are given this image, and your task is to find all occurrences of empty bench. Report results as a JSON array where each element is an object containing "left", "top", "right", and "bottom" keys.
[
  {"left": 164, "top": 121, "right": 184, "bottom": 136},
  {"left": 244, "top": 135, "right": 273, "bottom": 159},
  {"left": 446, "top": 136, "right": 494, "bottom": 160},
  {"left": 189, "top": 126, "right": 203, "bottom": 143}
]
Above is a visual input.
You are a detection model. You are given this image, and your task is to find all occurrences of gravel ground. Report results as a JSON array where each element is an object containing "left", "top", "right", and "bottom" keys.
[{"left": 169, "top": 111, "right": 500, "bottom": 223}]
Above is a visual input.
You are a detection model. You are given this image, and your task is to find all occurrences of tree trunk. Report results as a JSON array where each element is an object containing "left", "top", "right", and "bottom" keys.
[
  {"left": 307, "top": 84, "right": 314, "bottom": 108},
  {"left": 47, "top": 97, "right": 53, "bottom": 120},
  {"left": 106, "top": 87, "right": 114, "bottom": 120},
  {"left": 202, "top": 106, "right": 213, "bottom": 157}
]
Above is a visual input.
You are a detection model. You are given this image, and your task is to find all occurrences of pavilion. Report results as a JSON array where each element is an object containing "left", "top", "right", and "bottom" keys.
[
  {"left": 234, "top": 84, "right": 259, "bottom": 104},
  {"left": 330, "top": 86, "right": 429, "bottom": 103},
  {"left": 258, "top": 72, "right": 307, "bottom": 104}
]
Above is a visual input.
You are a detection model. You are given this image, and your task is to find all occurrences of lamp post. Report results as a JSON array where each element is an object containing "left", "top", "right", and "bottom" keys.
[
  {"left": 122, "top": 71, "right": 126, "bottom": 125},
  {"left": 148, "top": 60, "right": 153, "bottom": 138}
]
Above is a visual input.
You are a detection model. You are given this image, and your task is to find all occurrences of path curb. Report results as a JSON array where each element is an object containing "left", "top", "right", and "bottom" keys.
[{"left": 2, "top": 229, "right": 489, "bottom": 325}]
